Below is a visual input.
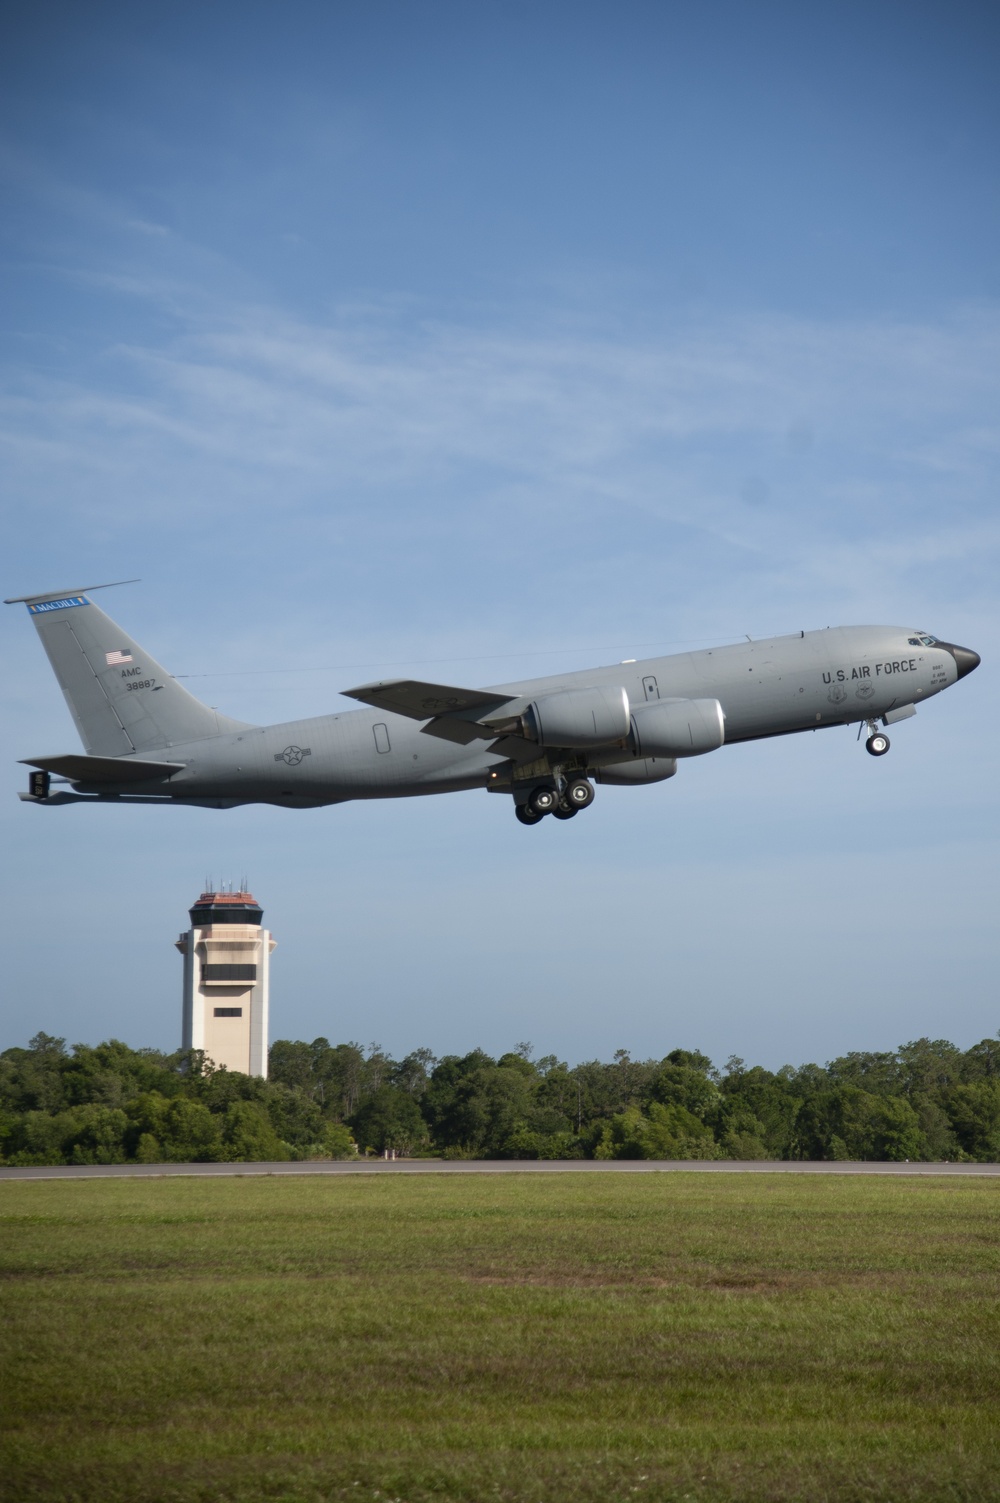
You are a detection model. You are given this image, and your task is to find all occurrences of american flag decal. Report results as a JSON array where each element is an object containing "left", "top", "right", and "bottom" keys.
[{"left": 105, "top": 649, "right": 133, "bottom": 665}]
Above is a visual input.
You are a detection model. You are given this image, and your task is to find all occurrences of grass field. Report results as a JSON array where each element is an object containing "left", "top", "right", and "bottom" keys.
[{"left": 2, "top": 1174, "right": 999, "bottom": 1503}]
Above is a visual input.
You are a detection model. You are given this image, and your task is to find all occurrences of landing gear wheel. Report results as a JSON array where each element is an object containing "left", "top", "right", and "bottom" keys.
[
  {"left": 528, "top": 786, "right": 559, "bottom": 816},
  {"left": 515, "top": 803, "right": 543, "bottom": 825},
  {"left": 552, "top": 803, "right": 578, "bottom": 820},
  {"left": 564, "top": 778, "right": 595, "bottom": 809},
  {"left": 866, "top": 733, "right": 890, "bottom": 756}
]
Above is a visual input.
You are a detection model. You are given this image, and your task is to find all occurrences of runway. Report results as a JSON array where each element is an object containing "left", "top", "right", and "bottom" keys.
[{"left": 2, "top": 1158, "right": 998, "bottom": 1181}]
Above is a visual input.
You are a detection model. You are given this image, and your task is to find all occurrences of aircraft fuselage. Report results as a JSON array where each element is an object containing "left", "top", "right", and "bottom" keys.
[{"left": 29, "top": 623, "right": 975, "bottom": 810}]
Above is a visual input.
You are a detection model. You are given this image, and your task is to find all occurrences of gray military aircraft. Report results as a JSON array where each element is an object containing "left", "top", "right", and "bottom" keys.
[{"left": 6, "top": 583, "right": 980, "bottom": 824}]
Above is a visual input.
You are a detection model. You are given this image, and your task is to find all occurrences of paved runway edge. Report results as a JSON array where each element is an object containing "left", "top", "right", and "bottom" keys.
[{"left": 2, "top": 1159, "right": 998, "bottom": 1180}]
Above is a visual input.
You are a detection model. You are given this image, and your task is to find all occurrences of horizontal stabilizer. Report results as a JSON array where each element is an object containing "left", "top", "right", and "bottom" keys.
[
  {"left": 342, "top": 678, "right": 516, "bottom": 722},
  {"left": 21, "top": 754, "right": 186, "bottom": 783}
]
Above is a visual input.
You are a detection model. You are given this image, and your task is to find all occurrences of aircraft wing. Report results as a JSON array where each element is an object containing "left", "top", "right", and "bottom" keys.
[
  {"left": 341, "top": 678, "right": 517, "bottom": 722},
  {"left": 21, "top": 754, "right": 186, "bottom": 783}
]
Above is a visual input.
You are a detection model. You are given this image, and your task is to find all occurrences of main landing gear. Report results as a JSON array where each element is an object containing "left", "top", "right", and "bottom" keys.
[
  {"left": 864, "top": 719, "right": 890, "bottom": 757},
  {"left": 514, "top": 777, "right": 595, "bottom": 825},
  {"left": 515, "top": 803, "right": 544, "bottom": 825}
]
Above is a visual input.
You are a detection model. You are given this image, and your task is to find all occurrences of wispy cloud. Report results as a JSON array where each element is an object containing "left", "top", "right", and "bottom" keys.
[
  {"left": 2, "top": 238, "right": 998, "bottom": 655},
  {"left": 6, "top": 288, "right": 998, "bottom": 507},
  {"left": 126, "top": 220, "right": 170, "bottom": 237}
]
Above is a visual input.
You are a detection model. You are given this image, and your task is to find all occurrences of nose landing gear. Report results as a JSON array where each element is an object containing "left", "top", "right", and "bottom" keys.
[{"left": 864, "top": 720, "right": 890, "bottom": 756}]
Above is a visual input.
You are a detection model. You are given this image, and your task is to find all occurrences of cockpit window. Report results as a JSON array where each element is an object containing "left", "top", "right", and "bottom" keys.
[{"left": 907, "top": 634, "right": 937, "bottom": 647}]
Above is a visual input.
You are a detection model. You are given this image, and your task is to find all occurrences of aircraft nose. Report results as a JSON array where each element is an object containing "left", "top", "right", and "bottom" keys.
[{"left": 942, "top": 642, "right": 981, "bottom": 680}]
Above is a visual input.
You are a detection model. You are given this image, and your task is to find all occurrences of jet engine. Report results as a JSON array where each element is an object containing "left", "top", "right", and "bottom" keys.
[
  {"left": 523, "top": 685, "right": 631, "bottom": 748},
  {"left": 630, "top": 697, "right": 725, "bottom": 757},
  {"left": 595, "top": 757, "right": 677, "bottom": 786}
]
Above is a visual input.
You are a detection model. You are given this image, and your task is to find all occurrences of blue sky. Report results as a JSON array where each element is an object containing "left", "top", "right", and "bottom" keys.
[{"left": 1, "top": 0, "right": 997, "bottom": 1072}]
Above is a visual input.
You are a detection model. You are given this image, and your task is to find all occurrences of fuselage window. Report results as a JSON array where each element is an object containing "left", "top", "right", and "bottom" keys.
[{"left": 373, "top": 723, "right": 391, "bottom": 754}]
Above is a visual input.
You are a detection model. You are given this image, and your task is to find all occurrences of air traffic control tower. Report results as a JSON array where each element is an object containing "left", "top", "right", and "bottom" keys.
[{"left": 176, "top": 890, "right": 275, "bottom": 1077}]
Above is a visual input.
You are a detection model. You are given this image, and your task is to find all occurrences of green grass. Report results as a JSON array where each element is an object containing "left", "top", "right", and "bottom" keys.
[{"left": 2, "top": 1174, "right": 999, "bottom": 1503}]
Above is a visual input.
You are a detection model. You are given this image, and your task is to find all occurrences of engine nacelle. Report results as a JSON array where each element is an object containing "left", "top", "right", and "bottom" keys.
[
  {"left": 595, "top": 757, "right": 677, "bottom": 786},
  {"left": 630, "top": 697, "right": 725, "bottom": 757},
  {"left": 526, "top": 685, "right": 631, "bottom": 748}
]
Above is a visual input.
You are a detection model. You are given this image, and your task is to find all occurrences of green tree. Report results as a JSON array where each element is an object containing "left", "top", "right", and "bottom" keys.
[
  {"left": 124, "top": 1091, "right": 173, "bottom": 1157},
  {"left": 649, "top": 1055, "right": 720, "bottom": 1120},
  {"left": 349, "top": 1086, "right": 429, "bottom": 1155},
  {"left": 0, "top": 1033, "right": 69, "bottom": 1115},
  {"left": 160, "top": 1098, "right": 224, "bottom": 1162},
  {"left": 391, "top": 1048, "right": 437, "bottom": 1097},
  {"left": 263, "top": 1082, "right": 324, "bottom": 1148},
  {"left": 960, "top": 1037, "right": 1000, "bottom": 1082},
  {"left": 896, "top": 1038, "right": 962, "bottom": 1098},
  {"left": 716, "top": 1066, "right": 799, "bottom": 1157},
  {"left": 195, "top": 1066, "right": 269, "bottom": 1112},
  {"left": 535, "top": 1065, "right": 582, "bottom": 1132},
  {"left": 5, "top": 1109, "right": 76, "bottom": 1165},
  {"left": 941, "top": 1082, "right": 1000, "bottom": 1161},
  {"left": 134, "top": 1132, "right": 163, "bottom": 1164},
  {"left": 61, "top": 1040, "right": 183, "bottom": 1108},
  {"left": 826, "top": 1050, "right": 901, "bottom": 1095},
  {"left": 590, "top": 1103, "right": 717, "bottom": 1160},
  {"left": 268, "top": 1039, "right": 317, "bottom": 1094},
  {"left": 8, "top": 1103, "right": 129, "bottom": 1165},
  {"left": 720, "top": 1126, "right": 770, "bottom": 1160},
  {"left": 320, "top": 1123, "right": 358, "bottom": 1158},
  {"left": 913, "top": 1096, "right": 962, "bottom": 1160},
  {"left": 421, "top": 1050, "right": 497, "bottom": 1148},
  {"left": 867, "top": 1096, "right": 926, "bottom": 1160},
  {"left": 220, "top": 1101, "right": 290, "bottom": 1161},
  {"left": 65, "top": 1105, "right": 129, "bottom": 1165},
  {"left": 316, "top": 1040, "right": 367, "bottom": 1116},
  {"left": 797, "top": 1087, "right": 925, "bottom": 1161},
  {"left": 422, "top": 1051, "right": 560, "bottom": 1156}
]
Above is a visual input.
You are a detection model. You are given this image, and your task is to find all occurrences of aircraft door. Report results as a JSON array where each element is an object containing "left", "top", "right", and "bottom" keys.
[{"left": 642, "top": 676, "right": 659, "bottom": 701}]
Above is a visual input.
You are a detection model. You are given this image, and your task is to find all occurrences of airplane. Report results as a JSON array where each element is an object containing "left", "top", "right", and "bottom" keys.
[{"left": 5, "top": 582, "right": 980, "bottom": 825}]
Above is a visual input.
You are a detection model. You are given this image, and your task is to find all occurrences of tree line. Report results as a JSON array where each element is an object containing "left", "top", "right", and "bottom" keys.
[{"left": 2, "top": 1031, "right": 1000, "bottom": 1167}]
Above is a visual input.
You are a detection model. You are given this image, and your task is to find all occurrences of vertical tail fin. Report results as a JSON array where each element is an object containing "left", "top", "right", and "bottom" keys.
[{"left": 6, "top": 586, "right": 252, "bottom": 754}]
